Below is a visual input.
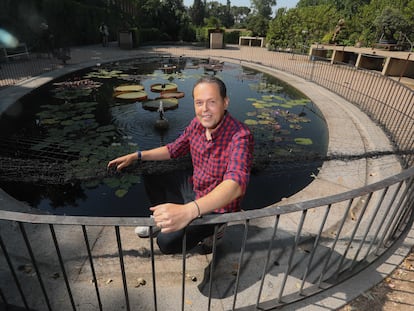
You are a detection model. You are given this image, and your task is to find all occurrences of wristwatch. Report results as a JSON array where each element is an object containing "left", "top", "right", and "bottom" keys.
[{"left": 137, "top": 150, "right": 142, "bottom": 162}]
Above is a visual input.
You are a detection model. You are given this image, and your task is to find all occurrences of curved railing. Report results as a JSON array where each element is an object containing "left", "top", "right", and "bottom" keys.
[{"left": 0, "top": 45, "right": 413, "bottom": 311}]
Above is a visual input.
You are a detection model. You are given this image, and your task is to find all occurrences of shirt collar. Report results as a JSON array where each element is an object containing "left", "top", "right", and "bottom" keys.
[
  {"left": 209, "top": 111, "right": 228, "bottom": 140},
  {"left": 195, "top": 111, "right": 229, "bottom": 141}
]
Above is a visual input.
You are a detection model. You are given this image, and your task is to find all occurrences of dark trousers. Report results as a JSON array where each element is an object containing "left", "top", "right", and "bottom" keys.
[
  {"left": 157, "top": 225, "right": 217, "bottom": 254},
  {"left": 143, "top": 170, "right": 217, "bottom": 254}
]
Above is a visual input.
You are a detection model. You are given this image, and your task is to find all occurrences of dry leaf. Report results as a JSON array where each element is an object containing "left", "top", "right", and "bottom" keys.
[{"left": 135, "top": 277, "right": 146, "bottom": 287}]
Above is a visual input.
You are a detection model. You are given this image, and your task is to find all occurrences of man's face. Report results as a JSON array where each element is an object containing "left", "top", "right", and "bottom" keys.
[{"left": 193, "top": 82, "right": 229, "bottom": 131}]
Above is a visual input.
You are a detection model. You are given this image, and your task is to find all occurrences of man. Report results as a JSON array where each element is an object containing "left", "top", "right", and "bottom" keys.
[
  {"left": 107, "top": 76, "right": 254, "bottom": 254},
  {"left": 99, "top": 23, "right": 109, "bottom": 47}
]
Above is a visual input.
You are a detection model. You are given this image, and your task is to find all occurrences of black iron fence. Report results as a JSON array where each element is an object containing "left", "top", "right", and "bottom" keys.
[
  {"left": 0, "top": 45, "right": 413, "bottom": 310},
  {"left": 0, "top": 54, "right": 63, "bottom": 89}
]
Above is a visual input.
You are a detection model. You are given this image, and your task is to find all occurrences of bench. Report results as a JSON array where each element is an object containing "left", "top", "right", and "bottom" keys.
[
  {"left": 372, "top": 43, "right": 403, "bottom": 51},
  {"left": 1, "top": 43, "right": 29, "bottom": 62},
  {"left": 239, "top": 36, "right": 265, "bottom": 48}
]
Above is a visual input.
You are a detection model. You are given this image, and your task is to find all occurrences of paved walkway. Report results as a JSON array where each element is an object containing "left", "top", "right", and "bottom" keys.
[{"left": 0, "top": 43, "right": 411, "bottom": 310}]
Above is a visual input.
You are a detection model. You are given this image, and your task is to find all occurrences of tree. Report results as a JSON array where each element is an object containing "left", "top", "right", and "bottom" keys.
[
  {"left": 402, "top": 0, "right": 414, "bottom": 47},
  {"left": 247, "top": 15, "right": 270, "bottom": 36},
  {"left": 267, "top": 5, "right": 340, "bottom": 49},
  {"left": 158, "top": 0, "right": 188, "bottom": 40},
  {"left": 222, "top": 0, "right": 234, "bottom": 28},
  {"left": 231, "top": 6, "right": 251, "bottom": 26},
  {"left": 251, "top": 0, "right": 276, "bottom": 19},
  {"left": 374, "top": 7, "right": 408, "bottom": 43},
  {"left": 189, "top": 0, "right": 205, "bottom": 26},
  {"left": 205, "top": 1, "right": 234, "bottom": 28}
]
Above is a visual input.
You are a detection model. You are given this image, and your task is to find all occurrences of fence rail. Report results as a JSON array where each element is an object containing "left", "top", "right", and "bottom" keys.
[
  {"left": 0, "top": 53, "right": 63, "bottom": 89},
  {"left": 1, "top": 45, "right": 413, "bottom": 310}
]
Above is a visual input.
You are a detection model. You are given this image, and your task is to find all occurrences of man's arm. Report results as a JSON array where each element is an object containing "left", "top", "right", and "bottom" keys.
[
  {"left": 107, "top": 146, "right": 170, "bottom": 171},
  {"left": 151, "top": 179, "right": 242, "bottom": 232}
]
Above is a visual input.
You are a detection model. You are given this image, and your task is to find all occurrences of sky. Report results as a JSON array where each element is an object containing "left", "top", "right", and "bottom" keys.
[{"left": 183, "top": 0, "right": 299, "bottom": 9}]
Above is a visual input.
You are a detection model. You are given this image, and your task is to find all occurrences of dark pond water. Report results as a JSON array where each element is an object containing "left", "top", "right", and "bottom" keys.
[{"left": 0, "top": 57, "right": 328, "bottom": 216}]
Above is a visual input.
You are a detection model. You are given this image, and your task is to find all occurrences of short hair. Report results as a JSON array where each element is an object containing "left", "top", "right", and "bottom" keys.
[{"left": 192, "top": 76, "right": 227, "bottom": 99}]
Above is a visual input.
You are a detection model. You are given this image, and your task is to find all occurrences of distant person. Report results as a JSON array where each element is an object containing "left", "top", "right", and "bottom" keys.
[
  {"left": 39, "top": 22, "right": 54, "bottom": 58},
  {"left": 99, "top": 23, "right": 109, "bottom": 46},
  {"left": 107, "top": 76, "right": 254, "bottom": 254}
]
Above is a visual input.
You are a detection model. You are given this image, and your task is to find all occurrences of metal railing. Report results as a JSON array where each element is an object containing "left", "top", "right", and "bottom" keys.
[
  {"left": 1, "top": 45, "right": 413, "bottom": 310},
  {"left": 0, "top": 53, "right": 63, "bottom": 89}
]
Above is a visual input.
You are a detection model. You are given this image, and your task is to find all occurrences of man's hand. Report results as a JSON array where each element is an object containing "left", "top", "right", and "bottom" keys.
[
  {"left": 107, "top": 153, "right": 137, "bottom": 172},
  {"left": 150, "top": 202, "right": 198, "bottom": 233}
]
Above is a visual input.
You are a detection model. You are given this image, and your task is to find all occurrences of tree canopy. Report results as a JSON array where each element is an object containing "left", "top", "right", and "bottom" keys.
[
  {"left": 268, "top": 0, "right": 414, "bottom": 50},
  {"left": 1, "top": 0, "right": 413, "bottom": 50}
]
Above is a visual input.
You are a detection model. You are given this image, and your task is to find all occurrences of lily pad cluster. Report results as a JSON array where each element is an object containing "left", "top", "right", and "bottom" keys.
[
  {"left": 113, "top": 82, "right": 185, "bottom": 111},
  {"left": 249, "top": 82, "right": 284, "bottom": 93},
  {"left": 51, "top": 79, "right": 102, "bottom": 100},
  {"left": 243, "top": 86, "right": 314, "bottom": 155},
  {"left": 33, "top": 80, "right": 141, "bottom": 197},
  {"left": 84, "top": 69, "right": 129, "bottom": 79}
]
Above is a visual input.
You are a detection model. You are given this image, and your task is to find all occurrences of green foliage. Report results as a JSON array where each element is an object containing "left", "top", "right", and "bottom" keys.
[
  {"left": 267, "top": 5, "right": 341, "bottom": 50},
  {"left": 224, "top": 31, "right": 241, "bottom": 44},
  {"left": 179, "top": 23, "right": 197, "bottom": 42},
  {"left": 241, "top": 30, "right": 254, "bottom": 37},
  {"left": 205, "top": 1, "right": 234, "bottom": 28},
  {"left": 139, "top": 28, "right": 164, "bottom": 43},
  {"left": 204, "top": 16, "right": 222, "bottom": 29},
  {"left": 231, "top": 6, "right": 251, "bottom": 27},
  {"left": 195, "top": 27, "right": 208, "bottom": 43},
  {"left": 374, "top": 7, "right": 408, "bottom": 42},
  {"left": 251, "top": 0, "right": 277, "bottom": 19},
  {"left": 268, "top": 0, "right": 414, "bottom": 49},
  {"left": 3, "top": 0, "right": 413, "bottom": 49},
  {"left": 189, "top": 0, "right": 206, "bottom": 26},
  {"left": 247, "top": 15, "right": 270, "bottom": 37}
]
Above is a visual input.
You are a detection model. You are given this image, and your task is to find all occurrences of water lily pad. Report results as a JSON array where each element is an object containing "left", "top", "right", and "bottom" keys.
[
  {"left": 84, "top": 69, "right": 126, "bottom": 79},
  {"left": 114, "top": 84, "right": 145, "bottom": 92},
  {"left": 290, "top": 124, "right": 302, "bottom": 130},
  {"left": 258, "top": 120, "right": 271, "bottom": 125},
  {"left": 267, "top": 95, "right": 285, "bottom": 101},
  {"left": 288, "top": 99, "right": 310, "bottom": 106},
  {"left": 42, "top": 118, "right": 59, "bottom": 125},
  {"left": 252, "top": 103, "right": 265, "bottom": 109},
  {"left": 294, "top": 138, "right": 313, "bottom": 145},
  {"left": 115, "top": 189, "right": 128, "bottom": 198},
  {"left": 262, "top": 95, "right": 274, "bottom": 101},
  {"left": 104, "top": 177, "right": 121, "bottom": 188},
  {"left": 160, "top": 91, "right": 185, "bottom": 99},
  {"left": 115, "top": 91, "right": 148, "bottom": 101},
  {"left": 244, "top": 119, "right": 258, "bottom": 125},
  {"left": 72, "top": 114, "right": 95, "bottom": 121},
  {"left": 84, "top": 180, "right": 100, "bottom": 188},
  {"left": 97, "top": 125, "right": 116, "bottom": 132},
  {"left": 150, "top": 83, "right": 178, "bottom": 92},
  {"left": 143, "top": 98, "right": 179, "bottom": 111},
  {"left": 53, "top": 88, "right": 93, "bottom": 100},
  {"left": 61, "top": 120, "right": 74, "bottom": 126}
]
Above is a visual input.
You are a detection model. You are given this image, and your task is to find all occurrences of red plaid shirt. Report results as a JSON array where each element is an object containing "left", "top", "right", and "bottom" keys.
[{"left": 167, "top": 112, "right": 254, "bottom": 213}]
